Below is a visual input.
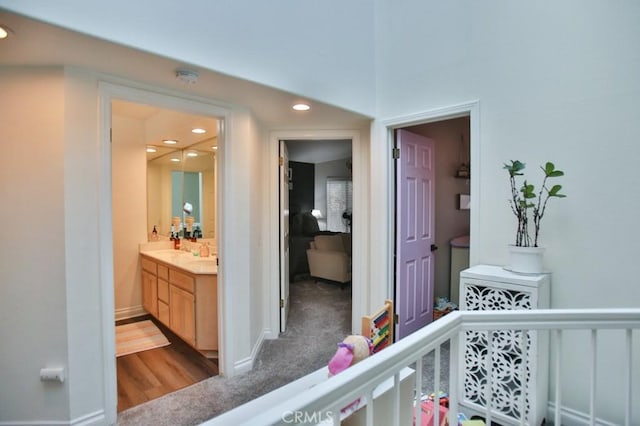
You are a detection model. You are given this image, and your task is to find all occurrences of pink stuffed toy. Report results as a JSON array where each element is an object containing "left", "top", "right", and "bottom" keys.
[
  {"left": 328, "top": 335, "right": 373, "bottom": 376},
  {"left": 328, "top": 335, "right": 374, "bottom": 414}
]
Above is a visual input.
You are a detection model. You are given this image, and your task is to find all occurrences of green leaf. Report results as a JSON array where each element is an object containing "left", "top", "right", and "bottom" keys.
[
  {"left": 504, "top": 160, "right": 525, "bottom": 176},
  {"left": 549, "top": 184, "right": 566, "bottom": 197},
  {"left": 521, "top": 183, "right": 536, "bottom": 198},
  {"left": 542, "top": 162, "right": 564, "bottom": 177}
]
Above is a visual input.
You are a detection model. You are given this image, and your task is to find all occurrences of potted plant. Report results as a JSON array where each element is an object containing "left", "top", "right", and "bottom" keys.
[{"left": 504, "top": 160, "right": 566, "bottom": 273}]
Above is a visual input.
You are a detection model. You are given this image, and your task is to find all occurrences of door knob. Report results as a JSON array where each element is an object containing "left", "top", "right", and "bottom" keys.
[{"left": 431, "top": 244, "right": 438, "bottom": 252}]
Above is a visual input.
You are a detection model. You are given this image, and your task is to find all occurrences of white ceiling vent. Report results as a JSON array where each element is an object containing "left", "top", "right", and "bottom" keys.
[{"left": 175, "top": 68, "right": 199, "bottom": 84}]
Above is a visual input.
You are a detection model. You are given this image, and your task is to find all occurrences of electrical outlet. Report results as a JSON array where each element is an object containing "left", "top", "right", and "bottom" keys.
[{"left": 40, "top": 367, "right": 65, "bottom": 383}]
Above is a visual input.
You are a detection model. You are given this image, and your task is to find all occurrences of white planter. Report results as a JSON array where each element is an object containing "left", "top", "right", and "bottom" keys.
[{"left": 508, "top": 245, "right": 545, "bottom": 274}]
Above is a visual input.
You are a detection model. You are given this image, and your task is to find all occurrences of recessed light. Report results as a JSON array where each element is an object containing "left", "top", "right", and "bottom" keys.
[
  {"left": 212, "top": 146, "right": 218, "bottom": 150},
  {"left": 192, "top": 128, "right": 206, "bottom": 134},
  {"left": 0, "top": 25, "right": 12, "bottom": 40},
  {"left": 163, "top": 139, "right": 178, "bottom": 145},
  {"left": 293, "top": 103, "right": 310, "bottom": 111},
  {"left": 146, "top": 146, "right": 157, "bottom": 153},
  {"left": 186, "top": 151, "right": 198, "bottom": 157},
  {"left": 170, "top": 157, "right": 181, "bottom": 162}
]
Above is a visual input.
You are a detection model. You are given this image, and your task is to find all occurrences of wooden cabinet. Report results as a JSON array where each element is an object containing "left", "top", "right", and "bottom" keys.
[
  {"left": 141, "top": 259, "right": 158, "bottom": 317},
  {"left": 169, "top": 285, "right": 196, "bottom": 346},
  {"left": 140, "top": 254, "right": 218, "bottom": 357}
]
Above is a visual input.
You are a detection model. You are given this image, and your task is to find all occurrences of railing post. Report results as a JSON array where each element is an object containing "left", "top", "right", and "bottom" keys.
[
  {"left": 415, "top": 356, "right": 423, "bottom": 426},
  {"left": 625, "top": 329, "right": 632, "bottom": 426},
  {"left": 519, "top": 329, "right": 527, "bottom": 426},
  {"left": 434, "top": 346, "right": 441, "bottom": 426},
  {"left": 589, "top": 329, "right": 597, "bottom": 426},
  {"left": 485, "top": 330, "right": 493, "bottom": 425},
  {"left": 449, "top": 335, "right": 460, "bottom": 426},
  {"left": 553, "top": 329, "right": 563, "bottom": 426}
]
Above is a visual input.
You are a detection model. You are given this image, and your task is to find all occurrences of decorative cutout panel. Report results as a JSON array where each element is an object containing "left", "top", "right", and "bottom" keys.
[{"left": 463, "top": 283, "right": 534, "bottom": 423}]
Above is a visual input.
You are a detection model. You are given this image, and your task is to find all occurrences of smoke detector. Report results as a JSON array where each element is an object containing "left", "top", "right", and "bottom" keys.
[{"left": 176, "top": 68, "right": 199, "bottom": 84}]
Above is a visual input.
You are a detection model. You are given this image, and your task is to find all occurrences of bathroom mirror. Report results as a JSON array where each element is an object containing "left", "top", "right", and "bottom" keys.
[{"left": 147, "top": 139, "right": 217, "bottom": 239}]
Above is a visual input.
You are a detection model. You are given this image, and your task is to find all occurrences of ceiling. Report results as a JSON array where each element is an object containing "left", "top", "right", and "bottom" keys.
[
  {"left": 0, "top": 10, "right": 371, "bottom": 130},
  {"left": 112, "top": 100, "right": 219, "bottom": 163}
]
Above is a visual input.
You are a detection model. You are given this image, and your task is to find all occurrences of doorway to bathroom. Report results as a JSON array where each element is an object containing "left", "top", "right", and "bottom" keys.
[{"left": 100, "top": 83, "right": 229, "bottom": 415}]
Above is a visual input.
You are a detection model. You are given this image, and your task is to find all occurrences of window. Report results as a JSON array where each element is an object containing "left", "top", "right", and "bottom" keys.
[{"left": 326, "top": 178, "right": 352, "bottom": 232}]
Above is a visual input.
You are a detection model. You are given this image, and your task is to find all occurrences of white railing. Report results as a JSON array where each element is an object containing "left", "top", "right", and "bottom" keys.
[{"left": 203, "top": 309, "right": 640, "bottom": 426}]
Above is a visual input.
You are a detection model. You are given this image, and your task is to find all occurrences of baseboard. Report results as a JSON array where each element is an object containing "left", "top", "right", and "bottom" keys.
[
  {"left": 233, "top": 329, "right": 266, "bottom": 375},
  {"left": 547, "top": 402, "right": 619, "bottom": 426},
  {"left": 0, "top": 409, "right": 106, "bottom": 426},
  {"left": 114, "top": 305, "right": 146, "bottom": 321}
]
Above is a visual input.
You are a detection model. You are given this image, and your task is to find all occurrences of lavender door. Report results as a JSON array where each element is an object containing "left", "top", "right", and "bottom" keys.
[{"left": 396, "top": 129, "right": 435, "bottom": 339}]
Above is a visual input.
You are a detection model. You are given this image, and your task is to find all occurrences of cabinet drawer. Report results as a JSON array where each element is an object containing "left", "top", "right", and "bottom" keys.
[
  {"left": 158, "top": 300, "right": 170, "bottom": 326},
  {"left": 158, "top": 279, "right": 169, "bottom": 303},
  {"left": 170, "top": 269, "right": 195, "bottom": 293},
  {"left": 141, "top": 257, "right": 157, "bottom": 274},
  {"left": 157, "top": 264, "right": 169, "bottom": 280}
]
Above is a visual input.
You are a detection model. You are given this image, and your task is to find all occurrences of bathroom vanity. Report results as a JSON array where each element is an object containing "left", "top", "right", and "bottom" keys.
[{"left": 140, "top": 249, "right": 218, "bottom": 358}]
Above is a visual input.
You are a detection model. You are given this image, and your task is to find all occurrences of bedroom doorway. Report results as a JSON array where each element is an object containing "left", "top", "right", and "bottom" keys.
[
  {"left": 268, "top": 129, "right": 363, "bottom": 338},
  {"left": 280, "top": 138, "right": 353, "bottom": 333},
  {"left": 387, "top": 102, "right": 478, "bottom": 342}
]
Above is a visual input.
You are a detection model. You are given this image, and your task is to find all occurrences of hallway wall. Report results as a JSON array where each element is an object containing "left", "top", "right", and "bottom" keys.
[{"left": 373, "top": 2, "right": 640, "bottom": 422}]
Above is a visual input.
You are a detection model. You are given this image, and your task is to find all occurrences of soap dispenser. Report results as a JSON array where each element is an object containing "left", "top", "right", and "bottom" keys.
[{"left": 199, "top": 242, "right": 210, "bottom": 258}]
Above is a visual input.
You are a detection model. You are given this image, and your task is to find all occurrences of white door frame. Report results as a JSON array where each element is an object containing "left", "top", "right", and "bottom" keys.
[
  {"left": 380, "top": 101, "right": 480, "bottom": 300},
  {"left": 267, "top": 129, "right": 364, "bottom": 339},
  {"left": 98, "top": 82, "right": 231, "bottom": 422}
]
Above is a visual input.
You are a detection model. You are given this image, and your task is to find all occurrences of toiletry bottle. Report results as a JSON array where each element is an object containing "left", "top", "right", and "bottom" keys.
[
  {"left": 174, "top": 235, "right": 181, "bottom": 250},
  {"left": 199, "top": 242, "right": 210, "bottom": 257},
  {"left": 151, "top": 225, "right": 158, "bottom": 241}
]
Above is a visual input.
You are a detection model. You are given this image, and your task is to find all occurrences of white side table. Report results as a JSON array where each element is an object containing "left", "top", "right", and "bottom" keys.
[{"left": 459, "top": 264, "right": 550, "bottom": 426}]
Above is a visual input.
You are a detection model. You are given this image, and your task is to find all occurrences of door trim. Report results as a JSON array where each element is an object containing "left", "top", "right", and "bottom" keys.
[
  {"left": 267, "top": 129, "right": 364, "bottom": 338},
  {"left": 381, "top": 101, "right": 481, "bottom": 306}
]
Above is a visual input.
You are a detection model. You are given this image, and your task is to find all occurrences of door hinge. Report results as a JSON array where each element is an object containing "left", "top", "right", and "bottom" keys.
[
  {"left": 394, "top": 313, "right": 399, "bottom": 324},
  {"left": 392, "top": 147, "right": 400, "bottom": 159},
  {"left": 279, "top": 156, "right": 284, "bottom": 166},
  {"left": 280, "top": 299, "right": 284, "bottom": 308},
  {"left": 110, "top": 128, "right": 113, "bottom": 143}
]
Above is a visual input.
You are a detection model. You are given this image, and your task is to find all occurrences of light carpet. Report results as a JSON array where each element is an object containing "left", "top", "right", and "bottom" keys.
[
  {"left": 116, "top": 320, "right": 170, "bottom": 357},
  {"left": 117, "top": 279, "right": 352, "bottom": 425},
  {"left": 116, "top": 281, "right": 449, "bottom": 425}
]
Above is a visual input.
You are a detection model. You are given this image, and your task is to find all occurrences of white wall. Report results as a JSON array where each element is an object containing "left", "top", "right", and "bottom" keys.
[
  {"left": 0, "top": 66, "right": 268, "bottom": 423},
  {"left": 63, "top": 68, "right": 109, "bottom": 421},
  {"left": 373, "top": 1, "right": 640, "bottom": 422},
  {"left": 112, "top": 115, "right": 147, "bottom": 317},
  {"left": 0, "top": 0, "right": 377, "bottom": 117},
  {"left": 0, "top": 68, "right": 71, "bottom": 423}
]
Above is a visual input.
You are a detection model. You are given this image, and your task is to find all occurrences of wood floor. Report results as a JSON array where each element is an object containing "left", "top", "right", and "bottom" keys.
[{"left": 116, "top": 315, "right": 219, "bottom": 412}]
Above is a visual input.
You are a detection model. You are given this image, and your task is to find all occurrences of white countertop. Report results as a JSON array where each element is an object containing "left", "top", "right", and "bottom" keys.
[{"left": 140, "top": 248, "right": 218, "bottom": 275}]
